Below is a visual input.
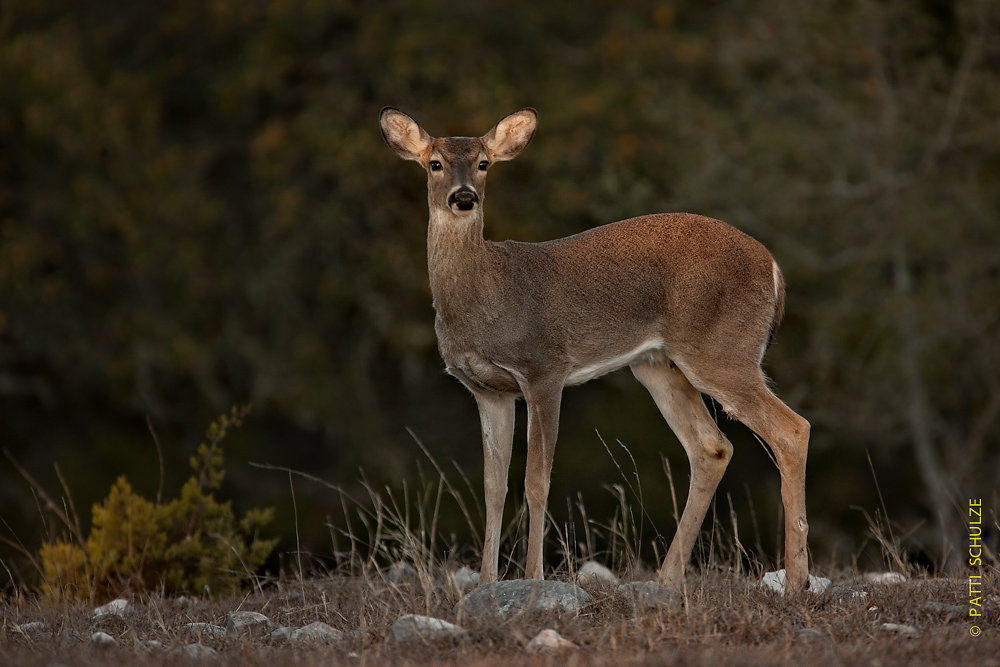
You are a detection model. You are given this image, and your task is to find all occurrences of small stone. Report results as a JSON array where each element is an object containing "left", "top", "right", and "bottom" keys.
[
  {"left": 179, "top": 622, "right": 228, "bottom": 640},
  {"left": 759, "top": 569, "right": 831, "bottom": 595},
  {"left": 455, "top": 580, "right": 592, "bottom": 623},
  {"left": 525, "top": 628, "right": 578, "bottom": 654},
  {"left": 290, "top": 621, "right": 344, "bottom": 644},
  {"left": 268, "top": 626, "right": 298, "bottom": 640},
  {"left": 387, "top": 561, "right": 419, "bottom": 585},
  {"left": 88, "top": 631, "right": 118, "bottom": 650},
  {"left": 388, "top": 614, "right": 470, "bottom": 644},
  {"left": 450, "top": 566, "right": 480, "bottom": 593},
  {"left": 880, "top": 622, "right": 919, "bottom": 638},
  {"left": 924, "top": 601, "right": 965, "bottom": 618},
  {"left": 92, "top": 598, "right": 128, "bottom": 618},
  {"left": 576, "top": 562, "right": 619, "bottom": 593},
  {"left": 13, "top": 621, "right": 47, "bottom": 635},
  {"left": 865, "top": 572, "right": 907, "bottom": 585},
  {"left": 227, "top": 611, "right": 275, "bottom": 636},
  {"left": 615, "top": 581, "right": 682, "bottom": 612},
  {"left": 174, "top": 643, "right": 219, "bottom": 658},
  {"left": 796, "top": 627, "right": 826, "bottom": 640}
]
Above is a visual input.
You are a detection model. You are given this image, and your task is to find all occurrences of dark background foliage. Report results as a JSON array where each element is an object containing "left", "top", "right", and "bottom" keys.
[{"left": 2, "top": 0, "right": 997, "bottom": 583}]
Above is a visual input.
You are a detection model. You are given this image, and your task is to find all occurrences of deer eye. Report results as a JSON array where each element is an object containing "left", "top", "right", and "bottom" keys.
[
  {"left": 429, "top": 160, "right": 443, "bottom": 171},
  {"left": 478, "top": 161, "right": 490, "bottom": 171}
]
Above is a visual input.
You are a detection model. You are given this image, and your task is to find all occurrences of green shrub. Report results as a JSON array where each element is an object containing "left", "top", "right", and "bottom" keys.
[{"left": 39, "top": 406, "right": 277, "bottom": 599}]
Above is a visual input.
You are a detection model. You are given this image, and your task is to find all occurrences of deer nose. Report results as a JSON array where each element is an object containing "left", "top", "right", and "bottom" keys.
[{"left": 448, "top": 187, "right": 479, "bottom": 212}]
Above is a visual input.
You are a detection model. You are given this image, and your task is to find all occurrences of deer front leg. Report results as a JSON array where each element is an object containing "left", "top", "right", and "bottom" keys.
[
  {"left": 474, "top": 390, "right": 515, "bottom": 583},
  {"left": 522, "top": 384, "right": 562, "bottom": 580}
]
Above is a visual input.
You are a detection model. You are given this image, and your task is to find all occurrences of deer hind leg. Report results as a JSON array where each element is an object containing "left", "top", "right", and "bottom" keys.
[
  {"left": 474, "top": 390, "right": 516, "bottom": 583},
  {"left": 685, "top": 364, "right": 811, "bottom": 591},
  {"left": 632, "top": 361, "right": 734, "bottom": 590},
  {"left": 521, "top": 383, "right": 562, "bottom": 580}
]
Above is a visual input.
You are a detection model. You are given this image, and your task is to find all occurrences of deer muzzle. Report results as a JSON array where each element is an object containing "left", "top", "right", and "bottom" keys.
[{"left": 448, "top": 187, "right": 479, "bottom": 212}]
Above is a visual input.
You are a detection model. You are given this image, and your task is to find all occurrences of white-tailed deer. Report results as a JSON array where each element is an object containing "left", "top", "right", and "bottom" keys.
[{"left": 379, "top": 107, "right": 811, "bottom": 591}]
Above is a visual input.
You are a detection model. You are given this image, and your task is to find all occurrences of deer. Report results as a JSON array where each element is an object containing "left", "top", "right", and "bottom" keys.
[{"left": 379, "top": 106, "right": 812, "bottom": 592}]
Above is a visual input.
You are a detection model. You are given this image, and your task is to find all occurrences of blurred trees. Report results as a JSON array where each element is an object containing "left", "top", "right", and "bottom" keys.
[{"left": 2, "top": 0, "right": 997, "bottom": 576}]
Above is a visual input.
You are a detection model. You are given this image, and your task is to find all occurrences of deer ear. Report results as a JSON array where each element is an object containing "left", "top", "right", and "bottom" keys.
[
  {"left": 482, "top": 108, "right": 537, "bottom": 162},
  {"left": 380, "top": 107, "right": 433, "bottom": 162}
]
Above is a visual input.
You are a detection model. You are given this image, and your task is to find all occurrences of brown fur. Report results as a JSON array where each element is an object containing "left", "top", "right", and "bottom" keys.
[{"left": 380, "top": 107, "right": 811, "bottom": 591}]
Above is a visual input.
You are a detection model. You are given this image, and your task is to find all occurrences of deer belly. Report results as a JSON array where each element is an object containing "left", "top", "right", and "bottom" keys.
[{"left": 565, "top": 338, "right": 667, "bottom": 386}]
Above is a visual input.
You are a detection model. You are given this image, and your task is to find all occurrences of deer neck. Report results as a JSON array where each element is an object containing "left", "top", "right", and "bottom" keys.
[{"left": 426, "top": 207, "right": 496, "bottom": 316}]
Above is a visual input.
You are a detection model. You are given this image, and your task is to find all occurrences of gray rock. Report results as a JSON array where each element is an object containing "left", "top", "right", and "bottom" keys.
[
  {"left": 576, "top": 562, "right": 619, "bottom": 593},
  {"left": 173, "top": 643, "right": 219, "bottom": 658},
  {"left": 388, "top": 614, "right": 470, "bottom": 644},
  {"left": 759, "top": 569, "right": 831, "bottom": 595},
  {"left": 525, "top": 628, "right": 578, "bottom": 654},
  {"left": 179, "top": 622, "right": 228, "bottom": 640},
  {"left": 13, "top": 621, "right": 47, "bottom": 636},
  {"left": 615, "top": 581, "right": 682, "bottom": 612},
  {"left": 864, "top": 572, "right": 907, "bottom": 585},
  {"left": 450, "top": 566, "right": 480, "bottom": 593},
  {"left": 268, "top": 626, "right": 298, "bottom": 640},
  {"left": 880, "top": 622, "right": 919, "bottom": 638},
  {"left": 138, "top": 639, "right": 166, "bottom": 651},
  {"left": 88, "top": 631, "right": 118, "bottom": 650},
  {"left": 290, "top": 621, "right": 344, "bottom": 644},
  {"left": 92, "top": 598, "right": 128, "bottom": 618},
  {"left": 387, "top": 561, "right": 420, "bottom": 584},
  {"left": 924, "top": 601, "right": 965, "bottom": 618},
  {"left": 455, "top": 580, "right": 592, "bottom": 623},
  {"left": 227, "top": 611, "right": 275, "bottom": 636},
  {"left": 796, "top": 627, "right": 826, "bottom": 640}
]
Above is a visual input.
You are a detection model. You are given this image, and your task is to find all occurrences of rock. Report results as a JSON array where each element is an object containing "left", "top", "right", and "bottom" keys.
[
  {"left": 865, "top": 572, "right": 907, "bottom": 585},
  {"left": 92, "top": 598, "right": 128, "bottom": 619},
  {"left": 290, "top": 621, "right": 344, "bottom": 644},
  {"left": 13, "top": 621, "right": 47, "bottom": 636},
  {"left": 268, "top": 626, "right": 298, "bottom": 640},
  {"left": 344, "top": 629, "right": 375, "bottom": 645},
  {"left": 227, "top": 611, "right": 275, "bottom": 636},
  {"left": 525, "top": 628, "right": 578, "bottom": 654},
  {"left": 881, "top": 622, "right": 919, "bottom": 638},
  {"left": 796, "top": 627, "right": 826, "bottom": 640},
  {"left": 615, "top": 581, "right": 682, "bottom": 612},
  {"left": 450, "top": 566, "right": 480, "bottom": 593},
  {"left": 455, "top": 580, "right": 592, "bottom": 623},
  {"left": 139, "top": 639, "right": 166, "bottom": 651},
  {"left": 825, "top": 584, "right": 869, "bottom": 602},
  {"left": 924, "top": 601, "right": 965, "bottom": 618},
  {"left": 759, "top": 569, "right": 831, "bottom": 595},
  {"left": 387, "top": 561, "right": 419, "bottom": 585},
  {"left": 179, "top": 622, "right": 228, "bottom": 640},
  {"left": 88, "top": 631, "right": 118, "bottom": 650},
  {"left": 388, "top": 614, "right": 470, "bottom": 644},
  {"left": 173, "top": 643, "right": 219, "bottom": 658},
  {"left": 576, "top": 562, "right": 619, "bottom": 593}
]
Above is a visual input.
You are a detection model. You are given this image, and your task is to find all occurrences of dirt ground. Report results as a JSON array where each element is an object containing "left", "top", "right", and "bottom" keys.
[{"left": 2, "top": 570, "right": 997, "bottom": 666}]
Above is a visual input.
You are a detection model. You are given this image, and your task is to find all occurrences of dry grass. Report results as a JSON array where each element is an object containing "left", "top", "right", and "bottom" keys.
[
  {"left": 1, "top": 567, "right": 997, "bottom": 666},
  {"left": 3, "top": 433, "right": 997, "bottom": 665}
]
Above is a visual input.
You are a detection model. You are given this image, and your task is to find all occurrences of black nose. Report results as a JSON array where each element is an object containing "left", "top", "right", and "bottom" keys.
[{"left": 448, "top": 187, "right": 479, "bottom": 211}]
